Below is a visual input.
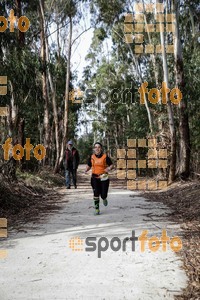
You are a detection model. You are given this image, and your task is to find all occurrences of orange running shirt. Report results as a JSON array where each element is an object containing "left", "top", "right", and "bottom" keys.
[{"left": 91, "top": 153, "right": 107, "bottom": 175}]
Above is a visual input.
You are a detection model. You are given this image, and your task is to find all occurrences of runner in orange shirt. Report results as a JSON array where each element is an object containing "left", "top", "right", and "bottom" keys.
[{"left": 85, "top": 142, "right": 113, "bottom": 215}]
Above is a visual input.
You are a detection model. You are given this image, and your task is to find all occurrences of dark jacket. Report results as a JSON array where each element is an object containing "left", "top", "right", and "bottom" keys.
[{"left": 63, "top": 147, "right": 80, "bottom": 170}]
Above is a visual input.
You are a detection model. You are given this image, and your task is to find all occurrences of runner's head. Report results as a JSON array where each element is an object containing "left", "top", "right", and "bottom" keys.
[
  {"left": 67, "top": 140, "right": 73, "bottom": 149},
  {"left": 94, "top": 142, "right": 103, "bottom": 155}
]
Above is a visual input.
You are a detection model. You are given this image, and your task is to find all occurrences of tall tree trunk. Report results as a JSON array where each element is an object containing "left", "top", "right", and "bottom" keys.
[
  {"left": 158, "top": 0, "right": 176, "bottom": 182},
  {"left": 129, "top": 45, "right": 153, "bottom": 133},
  {"left": 18, "top": 117, "right": 25, "bottom": 170},
  {"left": 142, "top": 0, "right": 165, "bottom": 142},
  {"left": 114, "top": 123, "right": 119, "bottom": 149},
  {"left": 7, "top": 80, "right": 18, "bottom": 142},
  {"left": 173, "top": 0, "right": 190, "bottom": 179},
  {"left": 107, "top": 134, "right": 110, "bottom": 155},
  {"left": 44, "top": 30, "right": 60, "bottom": 172},
  {"left": 15, "top": 0, "right": 25, "bottom": 46},
  {"left": 4, "top": 80, "right": 18, "bottom": 179},
  {"left": 57, "top": 15, "right": 73, "bottom": 171},
  {"left": 124, "top": 3, "right": 153, "bottom": 133},
  {"left": 39, "top": 0, "right": 50, "bottom": 165}
]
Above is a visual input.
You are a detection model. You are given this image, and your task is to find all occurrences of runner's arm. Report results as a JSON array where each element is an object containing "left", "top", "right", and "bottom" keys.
[
  {"left": 85, "top": 156, "right": 92, "bottom": 173},
  {"left": 76, "top": 150, "right": 80, "bottom": 166},
  {"left": 105, "top": 156, "right": 113, "bottom": 173},
  {"left": 85, "top": 165, "right": 91, "bottom": 173}
]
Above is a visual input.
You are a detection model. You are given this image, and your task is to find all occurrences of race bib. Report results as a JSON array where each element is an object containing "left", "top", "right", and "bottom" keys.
[{"left": 99, "top": 174, "right": 109, "bottom": 181}]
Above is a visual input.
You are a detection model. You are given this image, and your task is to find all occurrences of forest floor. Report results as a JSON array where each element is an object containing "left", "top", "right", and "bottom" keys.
[
  {"left": 0, "top": 167, "right": 64, "bottom": 224},
  {"left": 142, "top": 180, "right": 200, "bottom": 300},
  {"left": 0, "top": 166, "right": 199, "bottom": 299}
]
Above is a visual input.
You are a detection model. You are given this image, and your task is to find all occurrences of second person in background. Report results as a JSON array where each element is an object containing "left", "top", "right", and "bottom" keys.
[{"left": 63, "top": 140, "right": 80, "bottom": 189}]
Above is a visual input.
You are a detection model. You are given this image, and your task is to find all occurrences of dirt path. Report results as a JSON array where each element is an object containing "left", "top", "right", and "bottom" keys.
[{"left": 0, "top": 166, "right": 187, "bottom": 300}]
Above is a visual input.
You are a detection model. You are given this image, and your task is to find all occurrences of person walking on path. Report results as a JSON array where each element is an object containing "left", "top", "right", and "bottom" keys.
[
  {"left": 63, "top": 140, "right": 80, "bottom": 189},
  {"left": 85, "top": 142, "right": 113, "bottom": 215}
]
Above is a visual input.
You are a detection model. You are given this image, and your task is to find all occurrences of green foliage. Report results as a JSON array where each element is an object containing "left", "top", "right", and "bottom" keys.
[
  {"left": 77, "top": 133, "right": 94, "bottom": 163},
  {"left": 79, "top": 0, "right": 200, "bottom": 175}
]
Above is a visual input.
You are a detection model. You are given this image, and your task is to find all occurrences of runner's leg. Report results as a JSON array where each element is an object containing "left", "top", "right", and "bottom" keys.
[
  {"left": 72, "top": 169, "right": 77, "bottom": 188},
  {"left": 101, "top": 179, "right": 109, "bottom": 206},
  {"left": 91, "top": 177, "right": 101, "bottom": 213},
  {"left": 65, "top": 170, "right": 71, "bottom": 188}
]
